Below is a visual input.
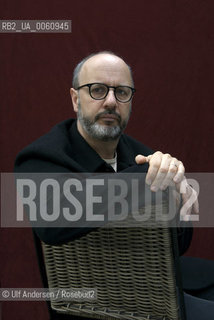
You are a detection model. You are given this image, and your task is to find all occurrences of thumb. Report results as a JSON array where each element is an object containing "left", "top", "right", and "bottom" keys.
[{"left": 135, "top": 154, "right": 151, "bottom": 164}]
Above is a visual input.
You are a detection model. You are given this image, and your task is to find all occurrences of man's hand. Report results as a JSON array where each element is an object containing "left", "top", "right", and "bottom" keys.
[
  {"left": 135, "top": 151, "right": 184, "bottom": 192},
  {"left": 135, "top": 151, "right": 199, "bottom": 220},
  {"left": 176, "top": 178, "right": 199, "bottom": 221}
]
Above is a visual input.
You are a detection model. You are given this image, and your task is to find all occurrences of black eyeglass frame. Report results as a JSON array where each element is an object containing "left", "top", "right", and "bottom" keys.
[{"left": 76, "top": 82, "right": 136, "bottom": 103}]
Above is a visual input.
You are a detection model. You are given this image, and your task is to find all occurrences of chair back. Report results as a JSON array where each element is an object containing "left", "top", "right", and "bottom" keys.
[{"left": 42, "top": 224, "right": 185, "bottom": 320}]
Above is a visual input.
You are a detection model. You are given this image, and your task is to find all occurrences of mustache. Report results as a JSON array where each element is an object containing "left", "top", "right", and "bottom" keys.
[{"left": 95, "top": 110, "right": 121, "bottom": 122}]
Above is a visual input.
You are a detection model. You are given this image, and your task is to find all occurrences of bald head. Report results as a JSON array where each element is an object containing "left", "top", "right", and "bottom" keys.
[
  {"left": 70, "top": 51, "right": 134, "bottom": 146},
  {"left": 72, "top": 51, "right": 134, "bottom": 89}
]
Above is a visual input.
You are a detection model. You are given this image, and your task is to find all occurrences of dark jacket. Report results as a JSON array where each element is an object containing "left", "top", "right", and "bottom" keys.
[{"left": 14, "top": 118, "right": 192, "bottom": 252}]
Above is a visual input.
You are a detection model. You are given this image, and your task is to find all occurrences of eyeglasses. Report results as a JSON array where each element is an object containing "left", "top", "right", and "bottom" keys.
[{"left": 77, "top": 83, "right": 136, "bottom": 103}]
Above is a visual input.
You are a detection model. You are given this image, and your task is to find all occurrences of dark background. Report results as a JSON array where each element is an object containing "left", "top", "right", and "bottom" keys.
[{"left": 0, "top": 0, "right": 213, "bottom": 319}]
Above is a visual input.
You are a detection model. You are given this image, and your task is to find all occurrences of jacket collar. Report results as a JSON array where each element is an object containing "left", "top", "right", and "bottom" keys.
[{"left": 68, "top": 120, "right": 135, "bottom": 172}]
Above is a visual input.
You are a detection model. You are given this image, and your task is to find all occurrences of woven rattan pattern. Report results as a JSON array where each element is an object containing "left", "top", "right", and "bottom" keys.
[{"left": 42, "top": 225, "right": 181, "bottom": 320}]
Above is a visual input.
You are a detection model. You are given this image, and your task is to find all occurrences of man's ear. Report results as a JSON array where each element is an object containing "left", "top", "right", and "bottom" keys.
[{"left": 70, "top": 88, "right": 79, "bottom": 113}]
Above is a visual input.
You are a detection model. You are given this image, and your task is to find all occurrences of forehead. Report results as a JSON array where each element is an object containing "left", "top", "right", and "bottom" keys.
[{"left": 79, "top": 54, "right": 132, "bottom": 86}]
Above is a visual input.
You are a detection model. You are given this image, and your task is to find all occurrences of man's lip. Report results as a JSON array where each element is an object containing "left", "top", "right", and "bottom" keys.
[{"left": 99, "top": 114, "right": 119, "bottom": 121}]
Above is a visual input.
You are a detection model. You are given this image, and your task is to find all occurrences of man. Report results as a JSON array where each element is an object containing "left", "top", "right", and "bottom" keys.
[
  {"left": 15, "top": 51, "right": 195, "bottom": 246},
  {"left": 15, "top": 51, "right": 214, "bottom": 319}
]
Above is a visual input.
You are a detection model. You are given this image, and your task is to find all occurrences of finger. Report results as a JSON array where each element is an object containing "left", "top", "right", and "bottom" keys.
[
  {"left": 172, "top": 189, "right": 181, "bottom": 210},
  {"left": 182, "top": 211, "right": 191, "bottom": 221},
  {"left": 181, "top": 201, "right": 192, "bottom": 221},
  {"left": 135, "top": 154, "right": 152, "bottom": 164},
  {"left": 180, "top": 184, "right": 199, "bottom": 219},
  {"left": 190, "top": 188, "right": 199, "bottom": 214},
  {"left": 150, "top": 153, "right": 172, "bottom": 191},
  {"left": 175, "top": 178, "right": 195, "bottom": 220},
  {"left": 180, "top": 191, "right": 192, "bottom": 220},
  {"left": 145, "top": 151, "right": 163, "bottom": 186},
  {"left": 173, "top": 161, "right": 185, "bottom": 183},
  {"left": 160, "top": 157, "right": 179, "bottom": 190},
  {"left": 193, "top": 197, "right": 199, "bottom": 214}
]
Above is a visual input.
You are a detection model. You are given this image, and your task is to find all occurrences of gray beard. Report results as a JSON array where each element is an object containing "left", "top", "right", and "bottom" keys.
[{"left": 77, "top": 103, "right": 130, "bottom": 142}]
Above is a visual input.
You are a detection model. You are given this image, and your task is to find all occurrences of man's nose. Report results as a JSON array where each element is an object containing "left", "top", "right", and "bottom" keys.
[{"left": 103, "top": 89, "right": 117, "bottom": 108}]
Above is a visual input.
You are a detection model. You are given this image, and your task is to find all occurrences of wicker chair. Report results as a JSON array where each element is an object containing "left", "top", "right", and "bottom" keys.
[{"left": 39, "top": 216, "right": 186, "bottom": 320}]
